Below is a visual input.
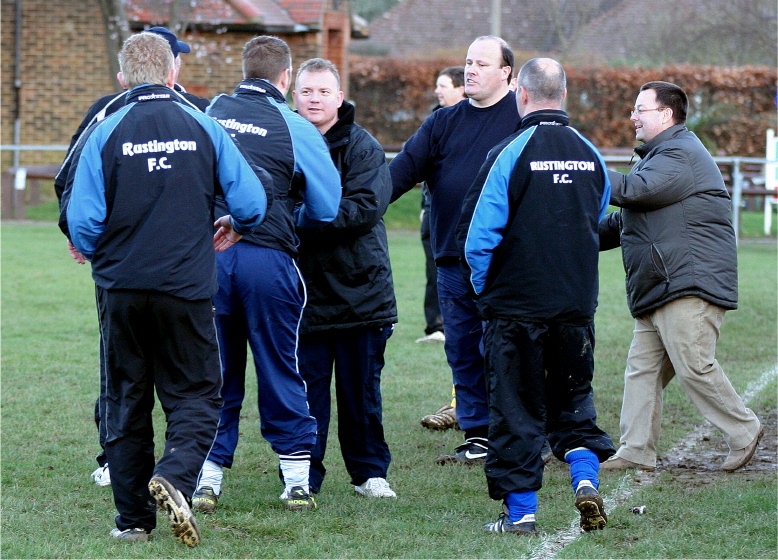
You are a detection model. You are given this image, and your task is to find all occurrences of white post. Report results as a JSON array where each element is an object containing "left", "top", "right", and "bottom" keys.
[
  {"left": 764, "top": 129, "right": 776, "bottom": 235},
  {"left": 732, "top": 158, "right": 742, "bottom": 246}
]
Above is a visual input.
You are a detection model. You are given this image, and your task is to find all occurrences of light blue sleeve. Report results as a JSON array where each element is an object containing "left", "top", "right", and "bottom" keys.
[
  {"left": 280, "top": 105, "right": 341, "bottom": 227},
  {"left": 66, "top": 107, "right": 131, "bottom": 259},
  {"left": 572, "top": 128, "right": 611, "bottom": 221},
  {"left": 67, "top": 137, "right": 107, "bottom": 259},
  {"left": 599, "top": 167, "right": 612, "bottom": 221},
  {"left": 464, "top": 131, "right": 533, "bottom": 295}
]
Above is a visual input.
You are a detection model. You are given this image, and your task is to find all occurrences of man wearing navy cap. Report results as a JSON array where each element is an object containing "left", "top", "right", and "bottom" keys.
[
  {"left": 147, "top": 26, "right": 192, "bottom": 57},
  {"left": 55, "top": 26, "right": 209, "bottom": 490}
]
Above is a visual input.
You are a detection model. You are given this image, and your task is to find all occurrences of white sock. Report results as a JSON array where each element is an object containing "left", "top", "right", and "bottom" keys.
[
  {"left": 564, "top": 446, "right": 589, "bottom": 460},
  {"left": 197, "top": 459, "right": 224, "bottom": 495},
  {"left": 575, "top": 479, "right": 595, "bottom": 492},
  {"left": 279, "top": 451, "right": 311, "bottom": 494},
  {"left": 517, "top": 514, "right": 536, "bottom": 523}
]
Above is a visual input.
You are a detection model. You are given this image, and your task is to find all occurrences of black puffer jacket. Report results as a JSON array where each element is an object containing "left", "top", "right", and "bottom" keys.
[
  {"left": 600, "top": 124, "right": 738, "bottom": 318},
  {"left": 297, "top": 101, "right": 397, "bottom": 332}
]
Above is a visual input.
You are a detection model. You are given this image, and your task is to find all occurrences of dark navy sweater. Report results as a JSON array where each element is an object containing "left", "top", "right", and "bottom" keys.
[{"left": 389, "top": 92, "right": 520, "bottom": 263}]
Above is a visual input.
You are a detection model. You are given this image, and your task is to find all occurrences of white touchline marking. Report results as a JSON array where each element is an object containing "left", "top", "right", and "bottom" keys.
[{"left": 526, "top": 367, "right": 776, "bottom": 560}]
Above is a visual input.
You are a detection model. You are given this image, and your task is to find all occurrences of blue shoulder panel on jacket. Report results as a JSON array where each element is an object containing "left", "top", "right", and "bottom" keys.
[
  {"left": 571, "top": 127, "right": 611, "bottom": 221},
  {"left": 273, "top": 98, "right": 341, "bottom": 226},
  {"left": 67, "top": 104, "right": 134, "bottom": 259},
  {"left": 465, "top": 127, "right": 535, "bottom": 295}
]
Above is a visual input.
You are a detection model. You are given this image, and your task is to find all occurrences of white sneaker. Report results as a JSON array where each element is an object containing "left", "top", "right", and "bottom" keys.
[
  {"left": 415, "top": 331, "right": 445, "bottom": 343},
  {"left": 91, "top": 464, "right": 111, "bottom": 487},
  {"left": 354, "top": 477, "right": 397, "bottom": 498}
]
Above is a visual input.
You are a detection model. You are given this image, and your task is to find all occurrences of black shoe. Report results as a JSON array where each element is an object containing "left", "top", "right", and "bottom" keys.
[
  {"left": 483, "top": 505, "right": 537, "bottom": 535},
  {"left": 435, "top": 437, "right": 488, "bottom": 465},
  {"left": 281, "top": 486, "right": 318, "bottom": 511},
  {"left": 192, "top": 486, "right": 218, "bottom": 514},
  {"left": 575, "top": 485, "right": 607, "bottom": 531}
]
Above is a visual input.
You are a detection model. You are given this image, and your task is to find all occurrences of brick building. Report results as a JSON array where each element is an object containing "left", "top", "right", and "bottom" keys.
[{"left": 1, "top": 0, "right": 356, "bottom": 174}]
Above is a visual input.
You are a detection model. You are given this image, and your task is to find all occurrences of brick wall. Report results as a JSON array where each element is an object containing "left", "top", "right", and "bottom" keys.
[
  {"left": 1, "top": 0, "right": 351, "bottom": 174},
  {"left": 2, "top": 2, "right": 113, "bottom": 170}
]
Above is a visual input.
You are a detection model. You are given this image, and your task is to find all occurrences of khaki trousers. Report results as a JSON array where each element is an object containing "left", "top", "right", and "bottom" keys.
[{"left": 615, "top": 296, "right": 760, "bottom": 467}]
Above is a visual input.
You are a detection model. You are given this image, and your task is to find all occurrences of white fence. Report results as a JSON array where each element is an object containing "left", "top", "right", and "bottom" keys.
[{"left": 2, "top": 145, "right": 775, "bottom": 244}]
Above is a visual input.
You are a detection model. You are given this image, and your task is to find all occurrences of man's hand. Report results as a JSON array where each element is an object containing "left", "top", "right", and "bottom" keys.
[
  {"left": 67, "top": 240, "right": 86, "bottom": 264},
  {"left": 213, "top": 215, "right": 242, "bottom": 252}
]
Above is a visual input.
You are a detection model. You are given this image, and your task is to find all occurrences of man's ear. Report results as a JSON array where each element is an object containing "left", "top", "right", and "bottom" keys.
[
  {"left": 279, "top": 67, "right": 292, "bottom": 92},
  {"left": 117, "top": 72, "right": 128, "bottom": 90},
  {"left": 165, "top": 68, "right": 176, "bottom": 88},
  {"left": 520, "top": 85, "right": 530, "bottom": 106},
  {"left": 502, "top": 65, "right": 512, "bottom": 84}
]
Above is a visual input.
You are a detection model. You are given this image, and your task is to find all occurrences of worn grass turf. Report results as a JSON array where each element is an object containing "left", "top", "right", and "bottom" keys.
[{"left": 1, "top": 223, "right": 775, "bottom": 559}]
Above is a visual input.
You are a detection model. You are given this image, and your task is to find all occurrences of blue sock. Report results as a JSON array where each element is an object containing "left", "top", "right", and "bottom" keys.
[
  {"left": 505, "top": 490, "right": 537, "bottom": 522},
  {"left": 565, "top": 448, "right": 599, "bottom": 492}
]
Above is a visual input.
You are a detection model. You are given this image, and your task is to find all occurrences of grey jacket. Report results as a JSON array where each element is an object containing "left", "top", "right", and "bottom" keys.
[{"left": 600, "top": 124, "right": 737, "bottom": 318}]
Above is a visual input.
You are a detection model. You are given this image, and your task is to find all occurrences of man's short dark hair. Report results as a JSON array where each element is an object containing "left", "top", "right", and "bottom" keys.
[
  {"left": 438, "top": 66, "right": 465, "bottom": 88},
  {"left": 641, "top": 81, "right": 688, "bottom": 124},
  {"left": 242, "top": 36, "right": 291, "bottom": 82}
]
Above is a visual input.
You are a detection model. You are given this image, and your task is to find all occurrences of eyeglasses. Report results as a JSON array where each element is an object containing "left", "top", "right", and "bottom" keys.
[{"left": 630, "top": 107, "right": 668, "bottom": 118}]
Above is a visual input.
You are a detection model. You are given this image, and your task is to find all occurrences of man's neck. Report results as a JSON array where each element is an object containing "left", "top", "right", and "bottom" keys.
[{"left": 469, "top": 86, "right": 509, "bottom": 109}]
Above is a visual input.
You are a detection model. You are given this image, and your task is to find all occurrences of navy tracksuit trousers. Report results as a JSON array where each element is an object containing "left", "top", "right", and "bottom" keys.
[
  {"left": 298, "top": 325, "right": 393, "bottom": 493},
  {"left": 207, "top": 243, "right": 317, "bottom": 469}
]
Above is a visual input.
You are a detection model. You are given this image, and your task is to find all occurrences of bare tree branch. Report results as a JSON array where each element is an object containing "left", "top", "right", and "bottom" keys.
[
  {"left": 97, "top": 0, "right": 131, "bottom": 89},
  {"left": 169, "top": 0, "right": 195, "bottom": 36}
]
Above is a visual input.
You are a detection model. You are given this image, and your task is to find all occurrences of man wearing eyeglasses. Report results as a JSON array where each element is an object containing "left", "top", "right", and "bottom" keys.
[{"left": 599, "top": 81, "right": 763, "bottom": 473}]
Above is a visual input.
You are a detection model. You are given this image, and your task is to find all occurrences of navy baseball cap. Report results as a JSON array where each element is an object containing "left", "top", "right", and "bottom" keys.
[{"left": 147, "top": 26, "right": 191, "bottom": 58}]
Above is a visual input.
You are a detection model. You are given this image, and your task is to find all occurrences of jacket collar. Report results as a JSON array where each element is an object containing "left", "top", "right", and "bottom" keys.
[
  {"left": 519, "top": 109, "right": 569, "bottom": 130},
  {"left": 635, "top": 123, "right": 688, "bottom": 157},
  {"left": 126, "top": 84, "right": 176, "bottom": 104},
  {"left": 324, "top": 101, "right": 356, "bottom": 146},
  {"left": 234, "top": 78, "right": 286, "bottom": 103}
]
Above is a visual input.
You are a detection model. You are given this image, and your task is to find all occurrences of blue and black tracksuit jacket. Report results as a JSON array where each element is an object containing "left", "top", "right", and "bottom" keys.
[
  {"left": 207, "top": 79, "right": 341, "bottom": 256},
  {"left": 458, "top": 110, "right": 611, "bottom": 323},
  {"left": 64, "top": 84, "right": 269, "bottom": 301}
]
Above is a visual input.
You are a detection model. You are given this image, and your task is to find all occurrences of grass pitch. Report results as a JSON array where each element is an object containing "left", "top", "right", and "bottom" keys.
[{"left": 1, "top": 219, "right": 775, "bottom": 559}]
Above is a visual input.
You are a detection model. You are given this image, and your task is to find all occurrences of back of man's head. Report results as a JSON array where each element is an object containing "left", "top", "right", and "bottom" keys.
[
  {"left": 119, "top": 32, "right": 175, "bottom": 89},
  {"left": 243, "top": 36, "right": 292, "bottom": 83},
  {"left": 518, "top": 58, "right": 566, "bottom": 105}
]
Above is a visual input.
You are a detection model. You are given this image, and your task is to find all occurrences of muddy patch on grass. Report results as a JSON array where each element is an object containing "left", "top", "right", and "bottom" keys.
[{"left": 649, "top": 402, "right": 776, "bottom": 485}]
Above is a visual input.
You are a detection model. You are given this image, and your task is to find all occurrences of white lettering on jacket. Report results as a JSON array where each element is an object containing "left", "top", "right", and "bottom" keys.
[{"left": 122, "top": 139, "right": 197, "bottom": 156}]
